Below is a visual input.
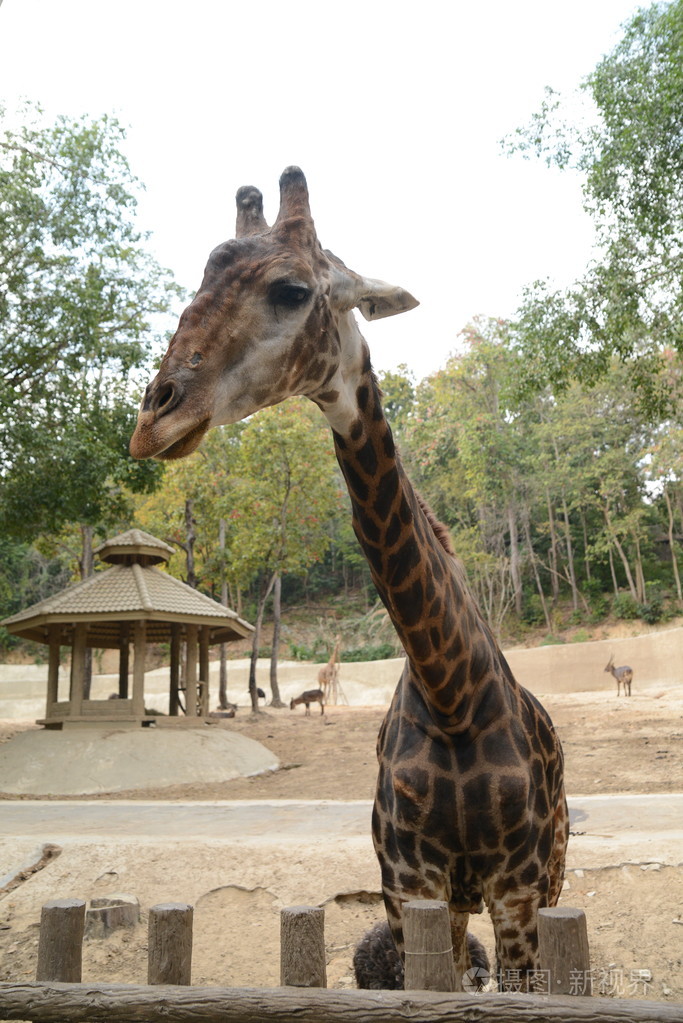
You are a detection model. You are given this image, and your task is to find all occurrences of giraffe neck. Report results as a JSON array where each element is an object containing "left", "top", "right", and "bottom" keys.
[{"left": 320, "top": 315, "right": 504, "bottom": 724}]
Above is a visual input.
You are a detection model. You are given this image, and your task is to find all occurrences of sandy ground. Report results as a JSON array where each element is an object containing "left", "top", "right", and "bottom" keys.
[{"left": 0, "top": 685, "right": 682, "bottom": 1003}]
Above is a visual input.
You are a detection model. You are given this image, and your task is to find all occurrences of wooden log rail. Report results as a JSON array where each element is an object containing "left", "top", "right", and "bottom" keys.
[
  {"left": 0, "top": 982, "right": 679, "bottom": 1023},
  {"left": 0, "top": 897, "right": 677, "bottom": 1022}
]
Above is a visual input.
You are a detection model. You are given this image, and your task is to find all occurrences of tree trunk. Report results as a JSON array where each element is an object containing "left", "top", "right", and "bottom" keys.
[
  {"left": 248, "top": 572, "right": 277, "bottom": 713},
  {"left": 218, "top": 518, "right": 229, "bottom": 710},
  {"left": 269, "top": 573, "right": 285, "bottom": 707},
  {"left": 545, "top": 491, "right": 560, "bottom": 602},
  {"left": 664, "top": 488, "right": 683, "bottom": 602},
  {"left": 608, "top": 545, "right": 619, "bottom": 595},
  {"left": 580, "top": 510, "right": 591, "bottom": 582},
  {"left": 632, "top": 532, "right": 646, "bottom": 604},
  {"left": 507, "top": 503, "right": 522, "bottom": 617},
  {"left": 79, "top": 525, "right": 94, "bottom": 699},
  {"left": 604, "top": 505, "right": 638, "bottom": 600},
  {"left": 184, "top": 499, "right": 196, "bottom": 589},
  {"left": 522, "top": 513, "right": 552, "bottom": 631},
  {"left": 560, "top": 496, "right": 579, "bottom": 611}
]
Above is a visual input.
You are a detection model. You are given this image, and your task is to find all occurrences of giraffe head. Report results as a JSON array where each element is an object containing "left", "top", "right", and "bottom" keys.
[{"left": 130, "top": 167, "right": 418, "bottom": 460}]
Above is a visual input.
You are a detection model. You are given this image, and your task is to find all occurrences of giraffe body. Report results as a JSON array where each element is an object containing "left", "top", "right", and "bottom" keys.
[{"left": 131, "top": 168, "right": 568, "bottom": 988}]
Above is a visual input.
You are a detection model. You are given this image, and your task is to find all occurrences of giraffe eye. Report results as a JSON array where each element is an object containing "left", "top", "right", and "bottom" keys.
[{"left": 269, "top": 281, "right": 311, "bottom": 309}]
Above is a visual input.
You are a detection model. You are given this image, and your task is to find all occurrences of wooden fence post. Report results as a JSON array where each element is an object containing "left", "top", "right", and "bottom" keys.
[
  {"left": 538, "top": 906, "right": 591, "bottom": 995},
  {"left": 36, "top": 898, "right": 86, "bottom": 982},
  {"left": 148, "top": 903, "right": 193, "bottom": 985},
  {"left": 403, "top": 900, "right": 457, "bottom": 992},
  {"left": 280, "top": 905, "right": 327, "bottom": 988}
]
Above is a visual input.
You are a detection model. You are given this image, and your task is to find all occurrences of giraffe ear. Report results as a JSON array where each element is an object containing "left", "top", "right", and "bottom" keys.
[
  {"left": 327, "top": 257, "right": 419, "bottom": 319},
  {"left": 355, "top": 277, "right": 420, "bottom": 321}
]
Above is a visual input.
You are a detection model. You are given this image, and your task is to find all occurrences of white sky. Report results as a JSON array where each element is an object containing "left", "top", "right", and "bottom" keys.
[{"left": 0, "top": 0, "right": 643, "bottom": 381}]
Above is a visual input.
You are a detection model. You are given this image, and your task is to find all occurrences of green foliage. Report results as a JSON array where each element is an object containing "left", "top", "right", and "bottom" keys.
[
  {"left": 288, "top": 639, "right": 397, "bottom": 663},
  {"left": 228, "top": 400, "right": 341, "bottom": 585},
  {"left": 638, "top": 596, "right": 665, "bottom": 624},
  {"left": 613, "top": 592, "right": 640, "bottom": 619},
  {"left": 341, "top": 642, "right": 398, "bottom": 662},
  {"left": 377, "top": 364, "right": 416, "bottom": 438},
  {"left": 582, "top": 579, "right": 610, "bottom": 620},
  {"left": 509, "top": 0, "right": 683, "bottom": 418},
  {"left": 288, "top": 639, "right": 330, "bottom": 662},
  {"left": 0, "top": 627, "right": 19, "bottom": 653},
  {"left": 0, "top": 102, "right": 179, "bottom": 540},
  {"left": 521, "top": 594, "right": 546, "bottom": 627}
]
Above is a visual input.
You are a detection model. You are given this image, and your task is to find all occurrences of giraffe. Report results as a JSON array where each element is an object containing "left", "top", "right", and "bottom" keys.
[
  {"left": 130, "top": 167, "right": 568, "bottom": 990},
  {"left": 318, "top": 633, "right": 341, "bottom": 702}
]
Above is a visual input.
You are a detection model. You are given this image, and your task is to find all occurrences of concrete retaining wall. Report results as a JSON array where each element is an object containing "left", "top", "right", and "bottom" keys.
[
  {"left": 0, "top": 627, "right": 680, "bottom": 719},
  {"left": 504, "top": 627, "right": 681, "bottom": 695}
]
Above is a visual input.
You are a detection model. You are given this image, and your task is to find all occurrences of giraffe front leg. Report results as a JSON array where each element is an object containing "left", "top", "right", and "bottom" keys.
[
  {"left": 447, "top": 907, "right": 472, "bottom": 991},
  {"left": 485, "top": 885, "right": 546, "bottom": 993},
  {"left": 379, "top": 883, "right": 475, "bottom": 992}
]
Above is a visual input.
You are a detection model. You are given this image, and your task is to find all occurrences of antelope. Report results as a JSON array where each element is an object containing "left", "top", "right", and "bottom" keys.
[
  {"left": 290, "top": 688, "right": 325, "bottom": 715},
  {"left": 604, "top": 654, "right": 633, "bottom": 696}
]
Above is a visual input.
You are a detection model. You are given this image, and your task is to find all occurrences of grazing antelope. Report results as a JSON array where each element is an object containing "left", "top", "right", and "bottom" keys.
[
  {"left": 290, "top": 688, "right": 325, "bottom": 715},
  {"left": 604, "top": 654, "right": 633, "bottom": 696}
]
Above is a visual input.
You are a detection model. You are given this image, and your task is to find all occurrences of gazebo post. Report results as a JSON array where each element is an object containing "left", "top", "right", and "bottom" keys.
[
  {"left": 119, "top": 623, "right": 130, "bottom": 699},
  {"left": 185, "top": 625, "right": 198, "bottom": 717},
  {"left": 46, "top": 625, "right": 61, "bottom": 719},
  {"left": 132, "top": 620, "right": 147, "bottom": 719},
  {"left": 169, "top": 624, "right": 181, "bottom": 716},
  {"left": 69, "top": 624, "right": 87, "bottom": 717},
  {"left": 199, "top": 626, "right": 210, "bottom": 716}
]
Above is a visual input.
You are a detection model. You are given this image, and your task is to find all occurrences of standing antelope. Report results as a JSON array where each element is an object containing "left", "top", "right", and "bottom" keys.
[{"left": 604, "top": 655, "right": 633, "bottom": 696}]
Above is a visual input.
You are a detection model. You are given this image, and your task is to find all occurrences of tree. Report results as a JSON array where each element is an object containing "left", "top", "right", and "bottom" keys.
[
  {"left": 406, "top": 319, "right": 531, "bottom": 633},
  {"left": 0, "top": 102, "right": 180, "bottom": 543},
  {"left": 229, "top": 400, "right": 342, "bottom": 711},
  {"left": 510, "top": 0, "right": 683, "bottom": 418},
  {"left": 377, "top": 364, "right": 416, "bottom": 441}
]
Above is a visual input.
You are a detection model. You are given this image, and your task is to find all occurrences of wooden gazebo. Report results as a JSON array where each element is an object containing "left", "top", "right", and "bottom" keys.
[{"left": 1, "top": 529, "right": 253, "bottom": 728}]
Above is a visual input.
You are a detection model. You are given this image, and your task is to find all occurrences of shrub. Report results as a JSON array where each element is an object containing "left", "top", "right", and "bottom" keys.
[
  {"left": 288, "top": 640, "right": 328, "bottom": 662},
  {"left": 638, "top": 598, "right": 664, "bottom": 625},
  {"left": 341, "top": 642, "right": 398, "bottom": 662},
  {"left": 582, "top": 580, "right": 609, "bottom": 620},
  {"left": 612, "top": 593, "right": 639, "bottom": 620},
  {"left": 521, "top": 594, "right": 546, "bottom": 626},
  {"left": 0, "top": 627, "right": 18, "bottom": 653}
]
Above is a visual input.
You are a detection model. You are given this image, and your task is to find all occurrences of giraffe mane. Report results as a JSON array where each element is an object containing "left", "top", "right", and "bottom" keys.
[{"left": 415, "top": 491, "right": 455, "bottom": 557}]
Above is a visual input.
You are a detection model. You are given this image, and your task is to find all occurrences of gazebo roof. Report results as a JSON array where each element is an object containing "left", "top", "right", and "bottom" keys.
[
  {"left": 94, "top": 529, "right": 175, "bottom": 566},
  {"left": 2, "top": 530, "right": 253, "bottom": 648}
]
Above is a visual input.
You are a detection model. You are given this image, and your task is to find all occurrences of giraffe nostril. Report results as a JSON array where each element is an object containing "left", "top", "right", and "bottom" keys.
[{"left": 153, "top": 380, "right": 183, "bottom": 416}]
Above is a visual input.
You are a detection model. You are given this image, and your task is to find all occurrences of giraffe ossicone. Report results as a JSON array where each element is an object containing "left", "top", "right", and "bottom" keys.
[{"left": 130, "top": 167, "right": 568, "bottom": 990}]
